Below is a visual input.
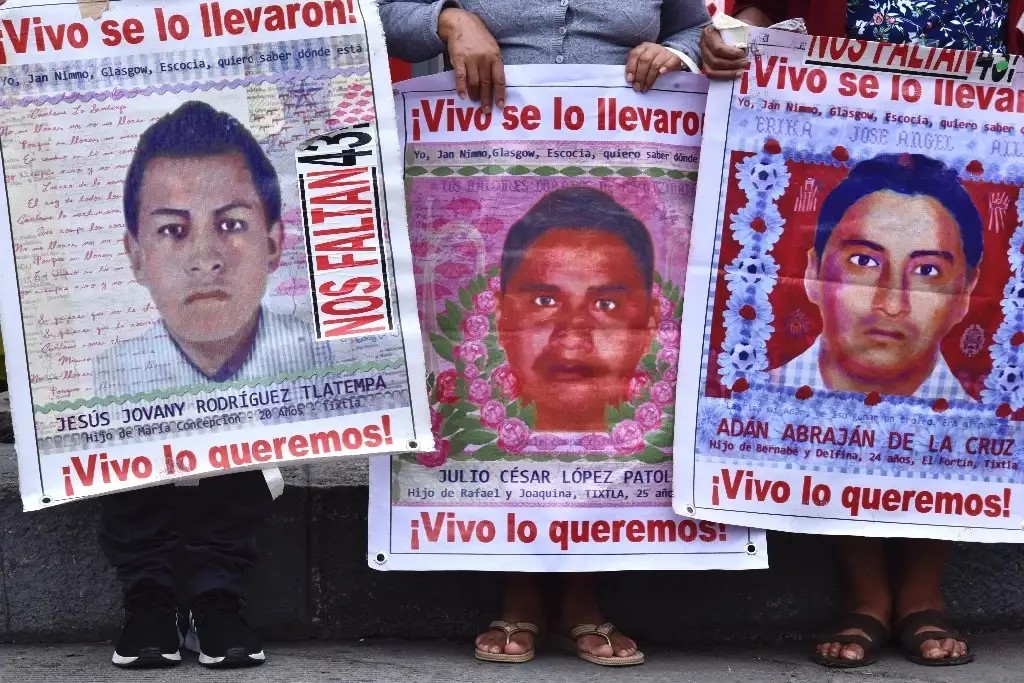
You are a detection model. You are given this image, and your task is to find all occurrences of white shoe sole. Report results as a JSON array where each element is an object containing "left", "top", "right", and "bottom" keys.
[
  {"left": 111, "top": 651, "right": 181, "bottom": 667},
  {"left": 185, "top": 628, "right": 265, "bottom": 667},
  {"left": 197, "top": 650, "right": 266, "bottom": 666}
]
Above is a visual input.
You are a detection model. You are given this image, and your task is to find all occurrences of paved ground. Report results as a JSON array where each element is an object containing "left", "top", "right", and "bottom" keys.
[{"left": 0, "top": 636, "right": 1019, "bottom": 683}]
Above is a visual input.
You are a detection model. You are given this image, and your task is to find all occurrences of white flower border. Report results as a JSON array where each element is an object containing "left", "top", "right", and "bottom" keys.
[
  {"left": 983, "top": 191, "right": 1024, "bottom": 409},
  {"left": 718, "top": 149, "right": 789, "bottom": 389}
]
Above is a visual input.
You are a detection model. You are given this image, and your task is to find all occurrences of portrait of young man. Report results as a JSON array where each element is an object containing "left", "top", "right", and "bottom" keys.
[
  {"left": 93, "top": 99, "right": 333, "bottom": 398},
  {"left": 772, "top": 153, "right": 983, "bottom": 401},
  {"left": 496, "top": 186, "right": 658, "bottom": 432}
]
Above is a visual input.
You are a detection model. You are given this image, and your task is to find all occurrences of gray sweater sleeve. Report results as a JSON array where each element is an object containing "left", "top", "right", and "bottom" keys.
[
  {"left": 658, "top": 0, "right": 712, "bottom": 68},
  {"left": 378, "top": 0, "right": 460, "bottom": 64}
]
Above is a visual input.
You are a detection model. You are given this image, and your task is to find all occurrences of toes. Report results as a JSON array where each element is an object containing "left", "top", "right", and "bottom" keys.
[
  {"left": 611, "top": 635, "right": 637, "bottom": 658},
  {"left": 505, "top": 632, "right": 532, "bottom": 655},
  {"left": 578, "top": 635, "right": 614, "bottom": 658},
  {"left": 840, "top": 644, "right": 864, "bottom": 661},
  {"left": 954, "top": 640, "right": 968, "bottom": 658},
  {"left": 938, "top": 638, "right": 960, "bottom": 658},
  {"left": 919, "top": 638, "right": 945, "bottom": 659},
  {"left": 476, "top": 631, "right": 508, "bottom": 655}
]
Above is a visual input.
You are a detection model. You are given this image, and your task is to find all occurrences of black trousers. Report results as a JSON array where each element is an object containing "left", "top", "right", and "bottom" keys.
[{"left": 98, "top": 470, "right": 273, "bottom": 599}]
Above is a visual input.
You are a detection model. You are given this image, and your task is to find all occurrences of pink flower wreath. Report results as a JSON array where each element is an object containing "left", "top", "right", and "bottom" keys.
[{"left": 416, "top": 267, "right": 682, "bottom": 468}]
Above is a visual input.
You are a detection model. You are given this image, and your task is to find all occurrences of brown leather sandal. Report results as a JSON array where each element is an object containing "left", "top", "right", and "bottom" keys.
[
  {"left": 895, "top": 609, "right": 975, "bottom": 667},
  {"left": 809, "top": 612, "right": 889, "bottom": 669}
]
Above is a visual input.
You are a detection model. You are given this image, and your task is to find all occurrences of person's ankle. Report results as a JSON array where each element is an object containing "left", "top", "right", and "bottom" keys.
[
  {"left": 894, "top": 599, "right": 945, "bottom": 621},
  {"left": 846, "top": 602, "right": 891, "bottom": 624}
]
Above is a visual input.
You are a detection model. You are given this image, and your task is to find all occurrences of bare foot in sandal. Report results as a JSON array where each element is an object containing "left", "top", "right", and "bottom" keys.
[
  {"left": 475, "top": 574, "right": 545, "bottom": 659},
  {"left": 559, "top": 575, "right": 641, "bottom": 663},
  {"left": 475, "top": 619, "right": 538, "bottom": 658},
  {"left": 895, "top": 608, "right": 972, "bottom": 664},
  {"left": 812, "top": 610, "right": 890, "bottom": 667}
]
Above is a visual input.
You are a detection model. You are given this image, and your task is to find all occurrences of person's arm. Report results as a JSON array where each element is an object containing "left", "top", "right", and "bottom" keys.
[
  {"left": 659, "top": 0, "right": 713, "bottom": 71},
  {"left": 378, "top": 0, "right": 460, "bottom": 64},
  {"left": 626, "top": 0, "right": 712, "bottom": 92},
  {"left": 379, "top": 0, "right": 506, "bottom": 111},
  {"left": 699, "top": 4, "right": 776, "bottom": 79}
]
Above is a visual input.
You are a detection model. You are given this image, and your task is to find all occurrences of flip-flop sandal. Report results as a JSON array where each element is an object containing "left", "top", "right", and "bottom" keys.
[
  {"left": 554, "top": 623, "right": 644, "bottom": 667},
  {"left": 895, "top": 609, "right": 975, "bottom": 666},
  {"left": 474, "top": 621, "right": 540, "bottom": 663},
  {"left": 809, "top": 612, "right": 889, "bottom": 669}
]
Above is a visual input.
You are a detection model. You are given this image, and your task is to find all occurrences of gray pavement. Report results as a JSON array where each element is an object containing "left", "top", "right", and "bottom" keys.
[{"left": 0, "top": 636, "right": 1019, "bottom": 683}]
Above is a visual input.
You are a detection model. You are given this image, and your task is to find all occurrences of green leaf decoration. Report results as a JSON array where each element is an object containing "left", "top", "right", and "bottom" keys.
[
  {"left": 634, "top": 446, "right": 671, "bottom": 464},
  {"left": 459, "top": 288, "right": 473, "bottom": 310},
  {"left": 430, "top": 333, "right": 455, "bottom": 362},
  {"left": 605, "top": 404, "right": 617, "bottom": 426},
  {"left": 674, "top": 298, "right": 685, "bottom": 319},
  {"left": 440, "top": 414, "right": 462, "bottom": 438},
  {"left": 584, "top": 453, "right": 610, "bottom": 462},
  {"left": 556, "top": 453, "right": 581, "bottom": 462},
  {"left": 472, "top": 443, "right": 503, "bottom": 461},
  {"left": 645, "top": 429, "right": 673, "bottom": 448},
  {"left": 641, "top": 355, "right": 656, "bottom": 373},
  {"left": 406, "top": 166, "right": 427, "bottom": 177},
  {"left": 506, "top": 399, "right": 521, "bottom": 419},
  {"left": 520, "top": 403, "right": 537, "bottom": 428},
  {"left": 451, "top": 429, "right": 497, "bottom": 452}
]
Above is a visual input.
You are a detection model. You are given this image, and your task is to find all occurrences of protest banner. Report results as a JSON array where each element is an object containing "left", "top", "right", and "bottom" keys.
[
  {"left": 675, "top": 27, "right": 1024, "bottom": 540},
  {"left": 368, "top": 65, "right": 767, "bottom": 571},
  {"left": 0, "top": 0, "right": 432, "bottom": 509}
]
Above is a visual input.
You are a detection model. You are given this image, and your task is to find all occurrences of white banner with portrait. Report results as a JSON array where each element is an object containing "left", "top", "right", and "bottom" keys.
[
  {"left": 675, "top": 27, "right": 1024, "bottom": 541},
  {"left": 0, "top": 0, "right": 432, "bottom": 509},
  {"left": 368, "top": 65, "right": 767, "bottom": 571}
]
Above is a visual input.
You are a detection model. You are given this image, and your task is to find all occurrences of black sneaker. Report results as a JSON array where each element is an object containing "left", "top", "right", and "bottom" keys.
[
  {"left": 185, "top": 590, "right": 266, "bottom": 668},
  {"left": 111, "top": 584, "right": 183, "bottom": 668}
]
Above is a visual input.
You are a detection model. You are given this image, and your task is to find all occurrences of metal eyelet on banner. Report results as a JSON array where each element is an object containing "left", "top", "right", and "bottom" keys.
[
  {"left": 408, "top": 441, "right": 418, "bottom": 450},
  {"left": 745, "top": 543, "right": 757, "bottom": 555},
  {"left": 40, "top": 496, "right": 51, "bottom": 505},
  {"left": 373, "top": 552, "right": 388, "bottom": 566},
  {"left": 684, "top": 504, "right": 696, "bottom": 516}
]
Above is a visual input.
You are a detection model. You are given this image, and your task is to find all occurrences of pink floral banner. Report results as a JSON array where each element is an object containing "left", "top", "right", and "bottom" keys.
[{"left": 368, "top": 65, "right": 767, "bottom": 572}]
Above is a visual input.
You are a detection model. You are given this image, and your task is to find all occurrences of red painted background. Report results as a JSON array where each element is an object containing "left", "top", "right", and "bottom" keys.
[{"left": 705, "top": 151, "right": 1013, "bottom": 401}]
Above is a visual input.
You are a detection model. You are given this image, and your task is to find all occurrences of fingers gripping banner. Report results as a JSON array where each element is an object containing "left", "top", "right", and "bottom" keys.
[
  {"left": 368, "top": 65, "right": 767, "bottom": 571},
  {"left": 0, "top": 0, "right": 432, "bottom": 509},
  {"left": 675, "top": 28, "right": 1024, "bottom": 541}
]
